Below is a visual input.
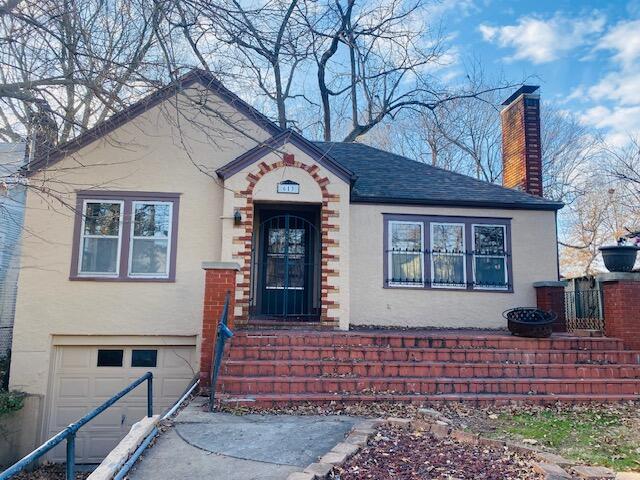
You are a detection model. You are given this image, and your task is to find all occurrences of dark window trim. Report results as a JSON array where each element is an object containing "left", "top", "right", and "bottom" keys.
[
  {"left": 383, "top": 213, "right": 514, "bottom": 293},
  {"left": 70, "top": 191, "right": 180, "bottom": 282}
]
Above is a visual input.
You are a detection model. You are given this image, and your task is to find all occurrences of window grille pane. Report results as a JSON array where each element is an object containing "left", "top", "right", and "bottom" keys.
[
  {"left": 432, "top": 224, "right": 464, "bottom": 252},
  {"left": 391, "top": 223, "right": 422, "bottom": 252},
  {"left": 134, "top": 204, "right": 170, "bottom": 237},
  {"left": 474, "top": 225, "right": 505, "bottom": 255},
  {"left": 130, "top": 239, "right": 168, "bottom": 275},
  {"left": 266, "top": 255, "right": 285, "bottom": 288},
  {"left": 390, "top": 222, "right": 423, "bottom": 285},
  {"left": 84, "top": 203, "right": 121, "bottom": 235},
  {"left": 432, "top": 254, "right": 465, "bottom": 286},
  {"left": 474, "top": 257, "right": 507, "bottom": 287},
  {"left": 391, "top": 252, "right": 422, "bottom": 284},
  {"left": 81, "top": 237, "right": 119, "bottom": 273}
]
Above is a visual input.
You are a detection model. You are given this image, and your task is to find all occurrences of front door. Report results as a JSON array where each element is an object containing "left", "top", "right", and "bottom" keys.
[{"left": 255, "top": 211, "right": 319, "bottom": 320}]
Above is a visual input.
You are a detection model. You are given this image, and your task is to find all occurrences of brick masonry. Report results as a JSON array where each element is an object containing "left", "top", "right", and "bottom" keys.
[
  {"left": 535, "top": 284, "right": 567, "bottom": 332},
  {"left": 601, "top": 279, "right": 640, "bottom": 350},
  {"left": 200, "top": 266, "right": 238, "bottom": 387},
  {"left": 501, "top": 92, "right": 543, "bottom": 197},
  {"left": 217, "top": 331, "right": 640, "bottom": 406},
  {"left": 229, "top": 155, "right": 342, "bottom": 328}
]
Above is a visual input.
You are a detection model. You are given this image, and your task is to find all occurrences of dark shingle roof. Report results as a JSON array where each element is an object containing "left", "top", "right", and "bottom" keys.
[{"left": 313, "top": 142, "right": 563, "bottom": 211}]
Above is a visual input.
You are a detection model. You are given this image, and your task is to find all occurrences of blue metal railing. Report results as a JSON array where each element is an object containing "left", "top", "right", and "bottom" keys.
[
  {"left": 1, "top": 372, "right": 154, "bottom": 480},
  {"left": 209, "top": 290, "right": 234, "bottom": 412}
]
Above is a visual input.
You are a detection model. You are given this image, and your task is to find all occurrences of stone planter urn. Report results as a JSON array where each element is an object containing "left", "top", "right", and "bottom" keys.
[{"left": 599, "top": 245, "right": 640, "bottom": 272}]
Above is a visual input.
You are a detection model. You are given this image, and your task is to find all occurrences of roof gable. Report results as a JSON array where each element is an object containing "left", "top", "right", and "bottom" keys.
[
  {"left": 216, "top": 130, "right": 355, "bottom": 183},
  {"left": 25, "top": 69, "right": 282, "bottom": 175}
]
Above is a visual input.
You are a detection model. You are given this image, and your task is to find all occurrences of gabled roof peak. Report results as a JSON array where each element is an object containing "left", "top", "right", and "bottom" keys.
[{"left": 24, "top": 68, "right": 282, "bottom": 175}]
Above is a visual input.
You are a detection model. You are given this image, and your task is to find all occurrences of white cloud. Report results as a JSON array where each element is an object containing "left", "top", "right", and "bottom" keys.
[
  {"left": 479, "top": 13, "right": 606, "bottom": 64},
  {"left": 580, "top": 104, "right": 640, "bottom": 145},
  {"left": 587, "top": 70, "right": 640, "bottom": 106},
  {"left": 595, "top": 19, "right": 640, "bottom": 68}
]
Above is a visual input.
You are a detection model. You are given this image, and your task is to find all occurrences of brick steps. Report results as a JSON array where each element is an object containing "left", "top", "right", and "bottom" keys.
[
  {"left": 222, "top": 360, "right": 640, "bottom": 379},
  {"left": 228, "top": 346, "right": 640, "bottom": 364},
  {"left": 218, "top": 392, "right": 640, "bottom": 408},
  {"left": 218, "top": 330, "right": 640, "bottom": 405},
  {"left": 219, "top": 376, "right": 640, "bottom": 395},
  {"left": 232, "top": 331, "right": 624, "bottom": 350}
]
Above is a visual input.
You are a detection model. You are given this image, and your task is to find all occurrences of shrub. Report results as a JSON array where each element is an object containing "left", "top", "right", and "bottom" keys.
[{"left": 0, "top": 390, "right": 24, "bottom": 416}]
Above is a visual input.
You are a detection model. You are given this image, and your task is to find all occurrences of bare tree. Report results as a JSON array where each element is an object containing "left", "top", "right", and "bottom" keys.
[
  {"left": 603, "top": 136, "right": 640, "bottom": 213},
  {"left": 0, "top": 0, "right": 163, "bottom": 144}
]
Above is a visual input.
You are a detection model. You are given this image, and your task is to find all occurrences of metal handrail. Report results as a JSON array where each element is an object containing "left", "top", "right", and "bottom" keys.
[
  {"left": 209, "top": 290, "right": 234, "bottom": 412},
  {"left": 1, "top": 372, "right": 154, "bottom": 480}
]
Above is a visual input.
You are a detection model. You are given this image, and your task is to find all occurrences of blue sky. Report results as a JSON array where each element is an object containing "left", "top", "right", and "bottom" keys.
[{"left": 438, "top": 0, "right": 640, "bottom": 145}]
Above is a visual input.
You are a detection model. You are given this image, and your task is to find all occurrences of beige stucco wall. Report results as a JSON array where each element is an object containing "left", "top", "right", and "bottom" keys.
[
  {"left": 9, "top": 86, "right": 272, "bottom": 397},
  {"left": 349, "top": 203, "right": 558, "bottom": 328}
]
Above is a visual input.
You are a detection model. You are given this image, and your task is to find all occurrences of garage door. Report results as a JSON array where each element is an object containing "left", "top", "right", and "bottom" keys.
[{"left": 47, "top": 344, "right": 195, "bottom": 463}]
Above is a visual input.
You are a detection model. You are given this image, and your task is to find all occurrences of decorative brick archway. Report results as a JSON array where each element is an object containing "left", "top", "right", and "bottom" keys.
[{"left": 232, "top": 154, "right": 341, "bottom": 328}]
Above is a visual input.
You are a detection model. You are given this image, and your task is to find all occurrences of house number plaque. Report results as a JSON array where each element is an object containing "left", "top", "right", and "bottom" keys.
[{"left": 277, "top": 180, "right": 300, "bottom": 194}]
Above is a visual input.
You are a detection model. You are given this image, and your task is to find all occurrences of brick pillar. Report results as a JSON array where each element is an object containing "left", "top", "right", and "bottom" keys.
[
  {"left": 598, "top": 272, "right": 640, "bottom": 350},
  {"left": 200, "top": 262, "right": 239, "bottom": 387},
  {"left": 534, "top": 281, "right": 567, "bottom": 332}
]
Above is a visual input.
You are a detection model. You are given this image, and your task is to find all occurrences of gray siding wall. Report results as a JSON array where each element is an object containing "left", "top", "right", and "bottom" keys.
[{"left": 0, "top": 143, "right": 26, "bottom": 356}]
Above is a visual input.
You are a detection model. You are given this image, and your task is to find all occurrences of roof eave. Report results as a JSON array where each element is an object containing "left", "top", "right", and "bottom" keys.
[
  {"left": 350, "top": 194, "right": 564, "bottom": 211},
  {"left": 216, "top": 129, "right": 355, "bottom": 183}
]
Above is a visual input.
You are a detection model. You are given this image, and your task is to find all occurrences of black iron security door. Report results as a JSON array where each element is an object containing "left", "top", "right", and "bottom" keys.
[{"left": 254, "top": 212, "right": 320, "bottom": 320}]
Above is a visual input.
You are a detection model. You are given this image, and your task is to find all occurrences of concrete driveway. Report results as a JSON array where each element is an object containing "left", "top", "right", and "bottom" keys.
[{"left": 128, "top": 397, "right": 358, "bottom": 480}]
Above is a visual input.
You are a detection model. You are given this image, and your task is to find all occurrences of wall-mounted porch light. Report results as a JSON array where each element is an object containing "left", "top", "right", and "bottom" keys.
[{"left": 233, "top": 210, "right": 242, "bottom": 225}]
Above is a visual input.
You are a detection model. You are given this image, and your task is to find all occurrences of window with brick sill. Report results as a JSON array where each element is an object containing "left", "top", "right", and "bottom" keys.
[
  {"left": 70, "top": 191, "right": 180, "bottom": 281},
  {"left": 384, "top": 214, "right": 513, "bottom": 292}
]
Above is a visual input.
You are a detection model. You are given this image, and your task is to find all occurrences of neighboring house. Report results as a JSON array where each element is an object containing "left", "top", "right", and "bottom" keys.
[
  {"left": 8, "top": 71, "right": 562, "bottom": 462},
  {"left": 0, "top": 142, "right": 26, "bottom": 357}
]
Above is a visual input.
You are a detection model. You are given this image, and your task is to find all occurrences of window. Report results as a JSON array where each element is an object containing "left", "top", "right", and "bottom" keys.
[
  {"left": 384, "top": 215, "right": 512, "bottom": 292},
  {"left": 97, "top": 349, "right": 123, "bottom": 367},
  {"left": 79, "top": 201, "right": 124, "bottom": 276},
  {"left": 388, "top": 221, "right": 423, "bottom": 286},
  {"left": 71, "top": 192, "right": 179, "bottom": 281},
  {"left": 473, "top": 224, "right": 508, "bottom": 289},
  {"left": 129, "top": 202, "right": 172, "bottom": 277},
  {"left": 131, "top": 349, "right": 158, "bottom": 367},
  {"left": 431, "top": 223, "right": 466, "bottom": 288},
  {"left": 265, "top": 228, "right": 305, "bottom": 290}
]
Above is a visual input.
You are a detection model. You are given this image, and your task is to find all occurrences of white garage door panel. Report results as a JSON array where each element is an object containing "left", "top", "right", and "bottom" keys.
[{"left": 48, "top": 345, "right": 195, "bottom": 463}]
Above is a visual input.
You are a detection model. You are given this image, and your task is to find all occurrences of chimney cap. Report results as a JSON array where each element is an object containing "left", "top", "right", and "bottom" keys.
[{"left": 502, "top": 85, "right": 540, "bottom": 106}]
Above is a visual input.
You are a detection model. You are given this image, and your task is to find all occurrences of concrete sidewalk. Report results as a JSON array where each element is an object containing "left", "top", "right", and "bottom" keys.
[{"left": 128, "top": 397, "right": 358, "bottom": 480}]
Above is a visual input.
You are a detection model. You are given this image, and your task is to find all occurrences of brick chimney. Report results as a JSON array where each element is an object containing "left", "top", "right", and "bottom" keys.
[{"left": 501, "top": 85, "right": 543, "bottom": 197}]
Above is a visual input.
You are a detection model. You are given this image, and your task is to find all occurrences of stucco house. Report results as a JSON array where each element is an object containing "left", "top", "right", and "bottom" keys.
[{"left": 8, "top": 71, "right": 564, "bottom": 461}]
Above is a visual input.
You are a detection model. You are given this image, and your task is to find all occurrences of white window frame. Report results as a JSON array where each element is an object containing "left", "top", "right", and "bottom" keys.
[
  {"left": 388, "top": 220, "right": 424, "bottom": 287},
  {"left": 128, "top": 200, "right": 173, "bottom": 279},
  {"left": 430, "top": 222, "right": 466, "bottom": 289},
  {"left": 77, "top": 199, "right": 124, "bottom": 277},
  {"left": 472, "top": 223, "right": 508, "bottom": 291}
]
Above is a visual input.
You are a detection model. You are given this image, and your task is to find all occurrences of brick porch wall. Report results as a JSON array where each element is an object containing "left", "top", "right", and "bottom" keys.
[
  {"left": 599, "top": 273, "right": 640, "bottom": 350},
  {"left": 534, "top": 281, "right": 567, "bottom": 332},
  {"left": 199, "top": 262, "right": 238, "bottom": 387}
]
